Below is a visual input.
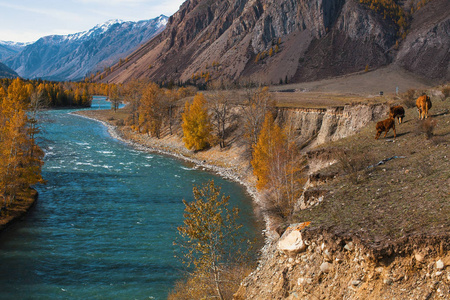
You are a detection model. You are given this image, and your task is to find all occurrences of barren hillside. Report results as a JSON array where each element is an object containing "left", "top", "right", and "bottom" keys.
[{"left": 97, "top": 0, "right": 449, "bottom": 85}]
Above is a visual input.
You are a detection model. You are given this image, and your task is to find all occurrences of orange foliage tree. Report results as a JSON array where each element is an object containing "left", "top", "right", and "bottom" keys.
[
  {"left": 0, "top": 78, "right": 44, "bottom": 210},
  {"left": 0, "top": 78, "right": 93, "bottom": 108},
  {"left": 251, "top": 112, "right": 286, "bottom": 190},
  {"left": 182, "top": 93, "right": 212, "bottom": 151},
  {"left": 251, "top": 112, "right": 306, "bottom": 218}
]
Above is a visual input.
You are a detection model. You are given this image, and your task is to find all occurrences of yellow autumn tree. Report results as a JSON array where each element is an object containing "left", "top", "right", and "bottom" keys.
[
  {"left": 182, "top": 93, "right": 212, "bottom": 151},
  {"left": 0, "top": 86, "right": 6, "bottom": 100},
  {"left": 138, "top": 83, "right": 165, "bottom": 138},
  {"left": 251, "top": 112, "right": 285, "bottom": 191},
  {"left": 251, "top": 112, "right": 306, "bottom": 218},
  {"left": 171, "top": 180, "right": 252, "bottom": 300}
]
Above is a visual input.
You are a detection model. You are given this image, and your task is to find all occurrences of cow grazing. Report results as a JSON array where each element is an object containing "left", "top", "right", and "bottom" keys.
[
  {"left": 375, "top": 117, "right": 396, "bottom": 139},
  {"left": 389, "top": 105, "right": 405, "bottom": 124},
  {"left": 416, "top": 95, "right": 432, "bottom": 120}
]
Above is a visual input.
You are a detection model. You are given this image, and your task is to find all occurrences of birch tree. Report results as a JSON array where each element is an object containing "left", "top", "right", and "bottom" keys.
[
  {"left": 210, "top": 91, "right": 232, "bottom": 149},
  {"left": 251, "top": 112, "right": 306, "bottom": 218},
  {"left": 240, "top": 87, "right": 274, "bottom": 155},
  {"left": 174, "top": 180, "right": 249, "bottom": 300}
]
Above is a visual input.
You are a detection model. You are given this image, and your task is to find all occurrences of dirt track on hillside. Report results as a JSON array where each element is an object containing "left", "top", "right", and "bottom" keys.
[{"left": 271, "top": 65, "right": 435, "bottom": 96}]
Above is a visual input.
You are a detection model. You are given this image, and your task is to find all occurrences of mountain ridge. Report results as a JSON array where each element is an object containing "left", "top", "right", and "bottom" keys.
[
  {"left": 4, "top": 15, "right": 168, "bottom": 81},
  {"left": 0, "top": 41, "right": 29, "bottom": 61}
]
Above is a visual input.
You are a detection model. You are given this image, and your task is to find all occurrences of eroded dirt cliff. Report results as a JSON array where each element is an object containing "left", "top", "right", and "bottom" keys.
[{"left": 277, "top": 104, "right": 388, "bottom": 149}]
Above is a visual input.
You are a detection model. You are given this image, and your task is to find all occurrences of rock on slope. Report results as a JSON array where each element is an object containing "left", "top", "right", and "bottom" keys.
[
  {"left": 396, "top": 0, "right": 450, "bottom": 81},
  {"left": 5, "top": 16, "right": 168, "bottom": 81},
  {"left": 100, "top": 0, "right": 448, "bottom": 85}
]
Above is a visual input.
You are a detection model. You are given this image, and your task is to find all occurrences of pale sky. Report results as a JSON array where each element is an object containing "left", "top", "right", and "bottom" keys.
[{"left": 0, "top": 0, "right": 186, "bottom": 43}]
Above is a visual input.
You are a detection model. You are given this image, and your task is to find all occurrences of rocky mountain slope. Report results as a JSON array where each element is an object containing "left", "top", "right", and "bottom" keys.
[
  {"left": 99, "top": 0, "right": 449, "bottom": 85},
  {"left": 396, "top": 0, "right": 450, "bottom": 80},
  {"left": 0, "top": 62, "right": 18, "bottom": 78},
  {"left": 4, "top": 16, "right": 168, "bottom": 81}
]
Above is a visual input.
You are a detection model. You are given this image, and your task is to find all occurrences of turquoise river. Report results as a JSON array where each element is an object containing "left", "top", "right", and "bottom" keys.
[{"left": 0, "top": 97, "right": 262, "bottom": 299}]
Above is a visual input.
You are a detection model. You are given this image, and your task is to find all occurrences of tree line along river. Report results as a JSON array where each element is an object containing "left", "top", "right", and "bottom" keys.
[{"left": 0, "top": 97, "right": 262, "bottom": 299}]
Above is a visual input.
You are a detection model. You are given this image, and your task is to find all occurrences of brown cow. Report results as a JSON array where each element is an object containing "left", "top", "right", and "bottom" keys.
[
  {"left": 375, "top": 117, "right": 396, "bottom": 139},
  {"left": 416, "top": 95, "right": 432, "bottom": 120},
  {"left": 389, "top": 105, "right": 405, "bottom": 124}
]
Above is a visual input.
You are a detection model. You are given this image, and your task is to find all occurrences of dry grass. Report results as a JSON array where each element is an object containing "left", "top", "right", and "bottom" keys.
[
  {"left": 336, "top": 149, "right": 375, "bottom": 184},
  {"left": 293, "top": 93, "right": 450, "bottom": 247},
  {"left": 401, "top": 88, "right": 418, "bottom": 108},
  {"left": 270, "top": 65, "right": 434, "bottom": 95},
  {"left": 442, "top": 85, "right": 450, "bottom": 98}
]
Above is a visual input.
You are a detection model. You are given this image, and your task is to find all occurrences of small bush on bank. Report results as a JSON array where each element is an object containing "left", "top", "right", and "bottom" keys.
[
  {"left": 336, "top": 149, "right": 374, "bottom": 184},
  {"left": 416, "top": 118, "right": 437, "bottom": 139},
  {"left": 441, "top": 86, "right": 450, "bottom": 99},
  {"left": 402, "top": 89, "right": 417, "bottom": 108}
]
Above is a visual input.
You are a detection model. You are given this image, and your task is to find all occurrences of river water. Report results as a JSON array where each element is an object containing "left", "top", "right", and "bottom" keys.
[{"left": 0, "top": 97, "right": 261, "bottom": 299}]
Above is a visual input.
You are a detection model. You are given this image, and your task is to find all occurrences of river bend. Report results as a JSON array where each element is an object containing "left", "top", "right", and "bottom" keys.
[{"left": 0, "top": 97, "right": 260, "bottom": 299}]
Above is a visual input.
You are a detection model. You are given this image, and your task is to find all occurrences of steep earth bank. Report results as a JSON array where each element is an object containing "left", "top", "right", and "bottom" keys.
[
  {"left": 235, "top": 231, "right": 449, "bottom": 299},
  {"left": 277, "top": 104, "right": 388, "bottom": 150}
]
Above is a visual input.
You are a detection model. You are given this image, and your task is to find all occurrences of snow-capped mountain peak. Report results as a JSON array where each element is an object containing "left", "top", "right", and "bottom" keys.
[
  {"left": 65, "top": 19, "right": 126, "bottom": 41},
  {"left": 0, "top": 41, "right": 32, "bottom": 48}
]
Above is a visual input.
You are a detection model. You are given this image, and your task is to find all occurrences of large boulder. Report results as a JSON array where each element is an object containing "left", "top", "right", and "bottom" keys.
[{"left": 277, "top": 222, "right": 310, "bottom": 255}]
